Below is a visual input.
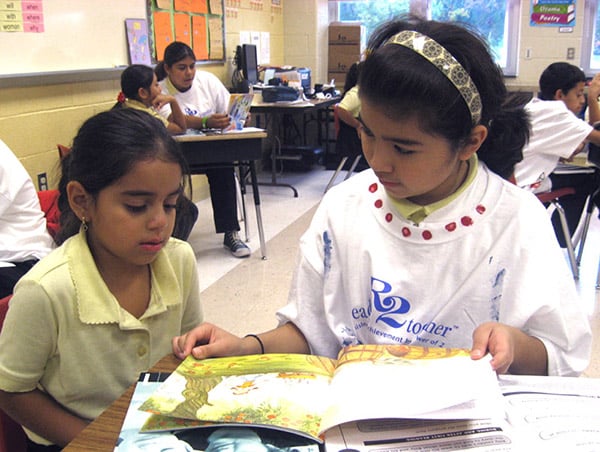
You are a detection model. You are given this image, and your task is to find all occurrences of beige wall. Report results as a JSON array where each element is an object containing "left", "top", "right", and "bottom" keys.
[
  {"left": 507, "top": 0, "right": 588, "bottom": 92},
  {"left": 0, "top": 0, "right": 593, "bottom": 198}
]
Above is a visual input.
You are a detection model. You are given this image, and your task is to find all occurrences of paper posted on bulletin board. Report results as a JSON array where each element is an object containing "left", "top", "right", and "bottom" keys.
[
  {"left": 530, "top": 0, "right": 575, "bottom": 27},
  {"left": 150, "top": 0, "right": 224, "bottom": 62}
]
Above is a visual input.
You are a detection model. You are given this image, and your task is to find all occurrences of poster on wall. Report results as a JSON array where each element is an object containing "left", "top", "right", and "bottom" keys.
[
  {"left": 149, "top": 0, "right": 224, "bottom": 62},
  {"left": 125, "top": 19, "right": 152, "bottom": 65},
  {"left": 530, "top": 0, "right": 575, "bottom": 27}
]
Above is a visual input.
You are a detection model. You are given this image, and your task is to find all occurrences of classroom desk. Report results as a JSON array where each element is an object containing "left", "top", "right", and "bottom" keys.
[
  {"left": 174, "top": 129, "right": 268, "bottom": 259},
  {"left": 63, "top": 354, "right": 181, "bottom": 452},
  {"left": 251, "top": 96, "right": 340, "bottom": 196}
]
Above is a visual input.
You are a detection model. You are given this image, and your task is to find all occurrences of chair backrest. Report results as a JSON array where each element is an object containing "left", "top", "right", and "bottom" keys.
[
  {"left": 37, "top": 190, "right": 60, "bottom": 242},
  {"left": 0, "top": 295, "right": 27, "bottom": 452}
]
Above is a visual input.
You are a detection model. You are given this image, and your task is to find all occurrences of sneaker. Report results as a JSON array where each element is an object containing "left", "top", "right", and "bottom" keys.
[{"left": 223, "top": 231, "right": 251, "bottom": 258}]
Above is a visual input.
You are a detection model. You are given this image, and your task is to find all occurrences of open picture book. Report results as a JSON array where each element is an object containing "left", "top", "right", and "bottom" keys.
[
  {"left": 135, "top": 345, "right": 504, "bottom": 444},
  {"left": 224, "top": 93, "right": 254, "bottom": 132}
]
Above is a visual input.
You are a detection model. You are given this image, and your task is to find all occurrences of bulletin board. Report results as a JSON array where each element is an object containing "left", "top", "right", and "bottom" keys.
[
  {"left": 0, "top": 0, "right": 225, "bottom": 84},
  {"left": 149, "top": 0, "right": 225, "bottom": 63}
]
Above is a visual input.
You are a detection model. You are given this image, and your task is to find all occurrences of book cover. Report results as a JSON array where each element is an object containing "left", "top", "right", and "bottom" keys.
[
  {"left": 138, "top": 345, "right": 503, "bottom": 443},
  {"left": 225, "top": 93, "right": 254, "bottom": 132},
  {"left": 115, "top": 372, "right": 321, "bottom": 451}
]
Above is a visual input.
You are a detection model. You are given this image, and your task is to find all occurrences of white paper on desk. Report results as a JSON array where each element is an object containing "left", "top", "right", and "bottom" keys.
[
  {"left": 325, "top": 417, "right": 514, "bottom": 452},
  {"left": 498, "top": 375, "right": 600, "bottom": 450},
  {"left": 222, "top": 126, "right": 265, "bottom": 134}
]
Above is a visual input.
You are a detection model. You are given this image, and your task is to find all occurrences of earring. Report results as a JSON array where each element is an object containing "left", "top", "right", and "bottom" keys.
[{"left": 81, "top": 216, "right": 88, "bottom": 232}]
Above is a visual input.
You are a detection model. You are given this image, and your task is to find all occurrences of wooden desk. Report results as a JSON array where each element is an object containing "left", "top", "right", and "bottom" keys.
[
  {"left": 175, "top": 129, "right": 268, "bottom": 259},
  {"left": 63, "top": 354, "right": 181, "bottom": 452},
  {"left": 251, "top": 97, "right": 340, "bottom": 196}
]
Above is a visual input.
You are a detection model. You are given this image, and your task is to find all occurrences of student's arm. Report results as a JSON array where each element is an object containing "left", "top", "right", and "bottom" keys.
[
  {"left": 585, "top": 128, "right": 600, "bottom": 146},
  {"left": 153, "top": 94, "right": 186, "bottom": 134},
  {"left": 337, "top": 105, "right": 361, "bottom": 129},
  {"left": 0, "top": 389, "right": 88, "bottom": 447},
  {"left": 587, "top": 73, "right": 600, "bottom": 125},
  {"left": 470, "top": 322, "right": 548, "bottom": 375},
  {"left": 185, "top": 113, "right": 231, "bottom": 130},
  {"left": 172, "top": 321, "right": 310, "bottom": 360}
]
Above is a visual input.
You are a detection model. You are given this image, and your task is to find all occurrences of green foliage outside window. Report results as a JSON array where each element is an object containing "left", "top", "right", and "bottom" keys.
[{"left": 337, "top": 0, "right": 508, "bottom": 66}]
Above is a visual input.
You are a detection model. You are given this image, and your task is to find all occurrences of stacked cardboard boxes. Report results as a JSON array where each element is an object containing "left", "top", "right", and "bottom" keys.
[{"left": 328, "top": 22, "right": 365, "bottom": 88}]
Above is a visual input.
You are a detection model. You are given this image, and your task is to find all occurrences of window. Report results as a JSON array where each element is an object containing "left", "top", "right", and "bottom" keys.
[
  {"left": 329, "top": 0, "right": 520, "bottom": 76},
  {"left": 581, "top": 0, "right": 600, "bottom": 75}
]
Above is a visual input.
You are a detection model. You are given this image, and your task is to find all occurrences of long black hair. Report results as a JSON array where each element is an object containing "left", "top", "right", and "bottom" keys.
[
  {"left": 360, "top": 16, "right": 529, "bottom": 180},
  {"left": 56, "top": 109, "right": 191, "bottom": 244},
  {"left": 155, "top": 41, "right": 196, "bottom": 82}
]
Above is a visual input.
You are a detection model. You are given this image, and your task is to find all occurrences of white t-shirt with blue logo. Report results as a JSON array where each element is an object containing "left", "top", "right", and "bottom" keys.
[{"left": 277, "top": 163, "right": 591, "bottom": 376}]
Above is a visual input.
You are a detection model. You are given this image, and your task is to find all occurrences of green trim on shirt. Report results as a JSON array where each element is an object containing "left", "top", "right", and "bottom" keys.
[{"left": 391, "top": 154, "right": 479, "bottom": 224}]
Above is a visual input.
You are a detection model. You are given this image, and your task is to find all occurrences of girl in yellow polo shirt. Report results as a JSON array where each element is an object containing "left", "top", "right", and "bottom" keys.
[
  {"left": 114, "top": 64, "right": 187, "bottom": 135},
  {"left": 0, "top": 109, "right": 202, "bottom": 450}
]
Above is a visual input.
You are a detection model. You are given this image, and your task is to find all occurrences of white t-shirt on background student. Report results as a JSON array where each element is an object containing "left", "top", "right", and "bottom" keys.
[{"left": 514, "top": 98, "right": 593, "bottom": 193}]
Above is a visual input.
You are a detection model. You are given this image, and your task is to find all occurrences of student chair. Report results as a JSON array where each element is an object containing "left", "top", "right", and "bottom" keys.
[
  {"left": 0, "top": 294, "right": 27, "bottom": 452},
  {"left": 324, "top": 105, "right": 364, "bottom": 193},
  {"left": 535, "top": 188, "right": 581, "bottom": 279},
  {"left": 509, "top": 173, "right": 588, "bottom": 280}
]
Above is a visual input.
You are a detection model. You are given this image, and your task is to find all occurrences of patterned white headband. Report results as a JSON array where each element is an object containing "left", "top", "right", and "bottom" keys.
[{"left": 385, "top": 30, "right": 482, "bottom": 125}]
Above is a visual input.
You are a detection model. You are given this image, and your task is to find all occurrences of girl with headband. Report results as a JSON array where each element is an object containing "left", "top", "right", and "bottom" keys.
[{"left": 172, "top": 17, "right": 591, "bottom": 377}]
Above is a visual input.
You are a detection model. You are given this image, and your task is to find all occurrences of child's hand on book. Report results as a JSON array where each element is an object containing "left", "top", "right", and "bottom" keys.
[
  {"left": 471, "top": 321, "right": 548, "bottom": 375},
  {"left": 172, "top": 322, "right": 253, "bottom": 360}
]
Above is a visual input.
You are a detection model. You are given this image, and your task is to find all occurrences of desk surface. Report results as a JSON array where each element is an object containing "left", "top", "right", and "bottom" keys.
[
  {"left": 251, "top": 96, "right": 340, "bottom": 113},
  {"left": 174, "top": 128, "right": 267, "bottom": 143},
  {"left": 63, "top": 354, "right": 181, "bottom": 452}
]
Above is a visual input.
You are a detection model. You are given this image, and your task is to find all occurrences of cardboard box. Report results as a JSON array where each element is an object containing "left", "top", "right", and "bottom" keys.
[
  {"left": 328, "top": 43, "right": 361, "bottom": 74},
  {"left": 329, "top": 22, "right": 364, "bottom": 45}
]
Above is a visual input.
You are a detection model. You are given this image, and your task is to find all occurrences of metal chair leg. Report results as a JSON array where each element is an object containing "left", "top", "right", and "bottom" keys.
[
  {"left": 344, "top": 155, "right": 363, "bottom": 181},
  {"left": 234, "top": 170, "right": 249, "bottom": 242},
  {"left": 553, "top": 200, "right": 579, "bottom": 279},
  {"left": 324, "top": 156, "right": 348, "bottom": 193}
]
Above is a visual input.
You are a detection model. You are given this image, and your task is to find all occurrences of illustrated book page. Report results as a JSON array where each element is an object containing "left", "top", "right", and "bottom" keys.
[
  {"left": 116, "top": 371, "right": 321, "bottom": 451},
  {"left": 224, "top": 93, "right": 254, "bottom": 132},
  {"left": 138, "top": 345, "right": 502, "bottom": 444}
]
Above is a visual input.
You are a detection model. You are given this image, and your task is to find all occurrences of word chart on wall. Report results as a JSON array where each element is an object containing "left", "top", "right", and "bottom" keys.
[{"left": 0, "top": 0, "right": 43, "bottom": 33}]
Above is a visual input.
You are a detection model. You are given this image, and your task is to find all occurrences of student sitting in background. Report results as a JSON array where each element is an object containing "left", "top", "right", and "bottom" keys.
[
  {"left": 113, "top": 64, "right": 197, "bottom": 241},
  {"left": 0, "top": 139, "right": 55, "bottom": 298},
  {"left": 0, "top": 109, "right": 203, "bottom": 450},
  {"left": 335, "top": 62, "right": 368, "bottom": 172},
  {"left": 114, "top": 64, "right": 187, "bottom": 135},
  {"left": 155, "top": 41, "right": 251, "bottom": 258},
  {"left": 513, "top": 62, "right": 600, "bottom": 245}
]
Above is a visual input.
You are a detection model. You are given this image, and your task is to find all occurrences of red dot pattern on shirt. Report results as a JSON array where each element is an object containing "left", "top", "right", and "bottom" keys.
[{"left": 369, "top": 183, "right": 487, "bottom": 241}]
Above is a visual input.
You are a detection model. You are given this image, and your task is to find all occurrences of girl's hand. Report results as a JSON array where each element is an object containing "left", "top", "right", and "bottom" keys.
[
  {"left": 471, "top": 322, "right": 548, "bottom": 375},
  {"left": 207, "top": 113, "right": 231, "bottom": 129},
  {"left": 152, "top": 94, "right": 174, "bottom": 110},
  {"left": 172, "top": 322, "right": 256, "bottom": 360}
]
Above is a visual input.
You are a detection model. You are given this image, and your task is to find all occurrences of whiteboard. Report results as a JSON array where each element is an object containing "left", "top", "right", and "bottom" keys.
[{"left": 0, "top": 0, "right": 147, "bottom": 76}]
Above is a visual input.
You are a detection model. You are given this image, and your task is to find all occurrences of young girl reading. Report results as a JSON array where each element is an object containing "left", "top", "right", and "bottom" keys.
[
  {"left": 115, "top": 64, "right": 187, "bottom": 135},
  {"left": 0, "top": 109, "right": 203, "bottom": 449},
  {"left": 172, "top": 17, "right": 591, "bottom": 377}
]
